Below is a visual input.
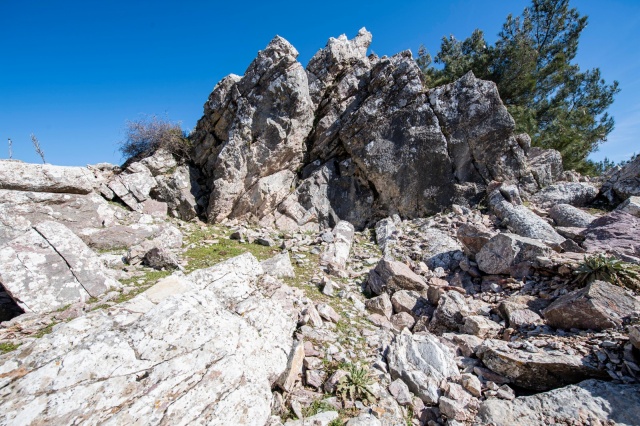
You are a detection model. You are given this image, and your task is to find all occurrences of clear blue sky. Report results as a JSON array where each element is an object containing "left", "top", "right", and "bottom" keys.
[{"left": 1, "top": 0, "right": 638, "bottom": 166}]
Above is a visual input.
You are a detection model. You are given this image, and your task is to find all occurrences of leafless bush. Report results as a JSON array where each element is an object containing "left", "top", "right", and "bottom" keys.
[
  {"left": 119, "top": 115, "right": 190, "bottom": 161},
  {"left": 30, "top": 134, "right": 46, "bottom": 163}
]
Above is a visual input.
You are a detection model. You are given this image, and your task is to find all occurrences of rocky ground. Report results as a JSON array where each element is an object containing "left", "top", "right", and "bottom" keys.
[{"left": 1, "top": 28, "right": 640, "bottom": 426}]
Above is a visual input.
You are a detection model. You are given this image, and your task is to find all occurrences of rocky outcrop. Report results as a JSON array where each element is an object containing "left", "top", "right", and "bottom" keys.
[
  {"left": 0, "top": 221, "right": 119, "bottom": 313},
  {"left": 0, "top": 161, "right": 98, "bottom": 194},
  {"left": 190, "top": 30, "right": 557, "bottom": 231},
  {"left": 600, "top": 155, "right": 640, "bottom": 204},
  {"left": 532, "top": 182, "right": 598, "bottom": 207},
  {"left": 191, "top": 36, "right": 314, "bottom": 224},
  {"left": 0, "top": 254, "right": 298, "bottom": 425},
  {"left": 476, "top": 233, "right": 552, "bottom": 275}
]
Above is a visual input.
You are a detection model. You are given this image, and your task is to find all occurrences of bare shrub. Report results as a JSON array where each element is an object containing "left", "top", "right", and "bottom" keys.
[
  {"left": 119, "top": 115, "right": 190, "bottom": 161},
  {"left": 30, "top": 134, "right": 46, "bottom": 163}
]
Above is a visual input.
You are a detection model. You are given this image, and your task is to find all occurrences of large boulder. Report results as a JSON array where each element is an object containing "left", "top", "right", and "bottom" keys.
[
  {"left": 582, "top": 210, "right": 640, "bottom": 263},
  {"left": 488, "top": 185, "right": 564, "bottom": 244},
  {"left": 191, "top": 36, "right": 315, "bottom": 223},
  {"left": 0, "top": 254, "right": 298, "bottom": 425},
  {"left": 0, "top": 221, "right": 119, "bottom": 313},
  {"left": 387, "top": 330, "right": 459, "bottom": 404},
  {"left": 542, "top": 280, "right": 640, "bottom": 331},
  {"left": 477, "top": 339, "right": 608, "bottom": 391},
  {"left": 532, "top": 182, "right": 598, "bottom": 208},
  {"left": 477, "top": 380, "right": 640, "bottom": 426},
  {"left": 367, "top": 259, "right": 427, "bottom": 295},
  {"left": 476, "top": 233, "right": 552, "bottom": 275},
  {"left": 548, "top": 204, "right": 596, "bottom": 227},
  {"left": 526, "top": 147, "right": 563, "bottom": 188},
  {"left": 319, "top": 220, "right": 355, "bottom": 271}
]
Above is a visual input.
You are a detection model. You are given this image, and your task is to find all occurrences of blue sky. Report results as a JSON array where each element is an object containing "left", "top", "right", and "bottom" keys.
[{"left": 1, "top": 0, "right": 638, "bottom": 166}]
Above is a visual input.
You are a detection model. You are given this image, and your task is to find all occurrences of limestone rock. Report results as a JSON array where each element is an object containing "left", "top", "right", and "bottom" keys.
[
  {"left": 261, "top": 252, "right": 296, "bottom": 278},
  {"left": 277, "top": 340, "right": 305, "bottom": 392},
  {"left": 526, "top": 147, "right": 563, "bottom": 188},
  {"left": 387, "top": 329, "right": 459, "bottom": 404},
  {"left": 0, "top": 253, "right": 297, "bottom": 425},
  {"left": 542, "top": 280, "right": 640, "bottom": 331},
  {"left": 0, "top": 221, "right": 118, "bottom": 313},
  {"left": 421, "top": 228, "right": 464, "bottom": 270},
  {"left": 488, "top": 186, "right": 564, "bottom": 243},
  {"left": 532, "top": 182, "right": 598, "bottom": 208},
  {"left": 0, "top": 160, "right": 98, "bottom": 194},
  {"left": 600, "top": 155, "right": 640, "bottom": 204},
  {"left": 477, "top": 339, "right": 608, "bottom": 391},
  {"left": 616, "top": 195, "right": 640, "bottom": 217},
  {"left": 548, "top": 204, "right": 596, "bottom": 227},
  {"left": 477, "top": 380, "right": 640, "bottom": 426},
  {"left": 320, "top": 220, "right": 355, "bottom": 271},
  {"left": 391, "top": 312, "right": 416, "bottom": 331},
  {"left": 152, "top": 164, "right": 203, "bottom": 220},
  {"left": 461, "top": 315, "right": 502, "bottom": 338},
  {"left": 192, "top": 36, "right": 314, "bottom": 223},
  {"left": 476, "top": 233, "right": 552, "bottom": 275},
  {"left": 429, "top": 291, "right": 471, "bottom": 333},
  {"left": 142, "top": 246, "right": 180, "bottom": 270}
]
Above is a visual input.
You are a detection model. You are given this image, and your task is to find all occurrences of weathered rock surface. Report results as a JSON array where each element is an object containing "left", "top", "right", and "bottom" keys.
[
  {"left": 617, "top": 195, "right": 640, "bottom": 218},
  {"left": 476, "top": 233, "right": 552, "bottom": 275},
  {"left": 320, "top": 220, "right": 355, "bottom": 271},
  {"left": 477, "top": 339, "right": 608, "bottom": 390},
  {"left": 457, "top": 222, "right": 495, "bottom": 256},
  {"left": 488, "top": 186, "right": 564, "bottom": 243},
  {"left": 542, "top": 280, "right": 640, "bottom": 331},
  {"left": 0, "top": 253, "right": 298, "bottom": 425},
  {"left": 582, "top": 210, "right": 640, "bottom": 263},
  {"left": 367, "top": 259, "right": 427, "bottom": 295},
  {"left": 261, "top": 252, "right": 296, "bottom": 278},
  {"left": 387, "top": 330, "right": 459, "bottom": 404},
  {"left": 532, "top": 182, "right": 598, "bottom": 207},
  {"left": 191, "top": 35, "right": 314, "bottom": 223},
  {"left": 526, "top": 147, "right": 563, "bottom": 188},
  {"left": 0, "top": 221, "right": 119, "bottom": 313},
  {"left": 0, "top": 161, "right": 98, "bottom": 194},
  {"left": 600, "top": 155, "right": 640, "bottom": 204},
  {"left": 477, "top": 380, "right": 640, "bottom": 426},
  {"left": 548, "top": 203, "right": 597, "bottom": 227}
]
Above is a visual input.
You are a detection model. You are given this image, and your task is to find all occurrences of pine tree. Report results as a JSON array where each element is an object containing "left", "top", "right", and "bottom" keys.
[{"left": 418, "top": 0, "right": 619, "bottom": 173}]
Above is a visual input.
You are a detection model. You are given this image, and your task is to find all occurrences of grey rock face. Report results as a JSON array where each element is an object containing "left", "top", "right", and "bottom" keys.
[
  {"left": 319, "top": 220, "right": 355, "bottom": 271},
  {"left": 457, "top": 222, "right": 495, "bottom": 256},
  {"left": 582, "top": 210, "right": 640, "bottom": 263},
  {"left": 477, "top": 380, "right": 640, "bottom": 426},
  {"left": 542, "top": 280, "right": 640, "bottom": 331},
  {"left": 0, "top": 160, "right": 98, "bottom": 194},
  {"left": 192, "top": 35, "right": 314, "bottom": 223},
  {"left": 387, "top": 330, "right": 459, "bottom": 404},
  {"left": 430, "top": 72, "right": 531, "bottom": 187},
  {"left": 477, "top": 339, "right": 608, "bottom": 391},
  {"left": 526, "top": 147, "right": 563, "bottom": 188},
  {"left": 0, "top": 221, "right": 119, "bottom": 313},
  {"left": 476, "top": 233, "right": 552, "bottom": 275},
  {"left": 0, "top": 254, "right": 298, "bottom": 425},
  {"left": 600, "top": 155, "right": 640, "bottom": 204},
  {"left": 548, "top": 204, "right": 596, "bottom": 227},
  {"left": 261, "top": 252, "right": 295, "bottom": 278},
  {"left": 420, "top": 228, "right": 464, "bottom": 270},
  {"left": 617, "top": 196, "right": 640, "bottom": 217},
  {"left": 365, "top": 293, "right": 393, "bottom": 319},
  {"left": 152, "top": 164, "right": 203, "bottom": 221},
  {"left": 532, "top": 182, "right": 598, "bottom": 208},
  {"left": 429, "top": 291, "right": 471, "bottom": 333},
  {"left": 488, "top": 186, "right": 564, "bottom": 244}
]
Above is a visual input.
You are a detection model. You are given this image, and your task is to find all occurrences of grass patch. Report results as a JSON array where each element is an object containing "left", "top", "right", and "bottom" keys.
[
  {"left": 34, "top": 322, "right": 58, "bottom": 338},
  {"left": 113, "top": 269, "right": 173, "bottom": 304},
  {"left": 0, "top": 342, "right": 20, "bottom": 354},
  {"left": 304, "top": 399, "right": 337, "bottom": 417},
  {"left": 183, "top": 238, "right": 279, "bottom": 273}
]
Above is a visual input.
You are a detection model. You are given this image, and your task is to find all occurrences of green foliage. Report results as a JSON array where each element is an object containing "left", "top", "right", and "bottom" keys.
[
  {"left": 0, "top": 341, "right": 20, "bottom": 354},
  {"left": 119, "top": 115, "right": 191, "bottom": 162},
  {"left": 336, "top": 364, "right": 376, "bottom": 404},
  {"left": 418, "top": 0, "right": 619, "bottom": 173},
  {"left": 328, "top": 419, "right": 344, "bottom": 426},
  {"left": 573, "top": 253, "right": 640, "bottom": 291},
  {"left": 303, "top": 400, "right": 337, "bottom": 418}
]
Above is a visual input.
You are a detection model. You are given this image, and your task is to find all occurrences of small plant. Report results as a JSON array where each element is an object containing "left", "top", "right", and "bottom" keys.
[
  {"left": 0, "top": 342, "right": 20, "bottom": 354},
  {"left": 328, "top": 419, "right": 344, "bottom": 426},
  {"left": 336, "top": 364, "right": 376, "bottom": 404},
  {"left": 119, "top": 114, "right": 190, "bottom": 161},
  {"left": 574, "top": 253, "right": 640, "bottom": 291},
  {"left": 30, "top": 133, "right": 46, "bottom": 163}
]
